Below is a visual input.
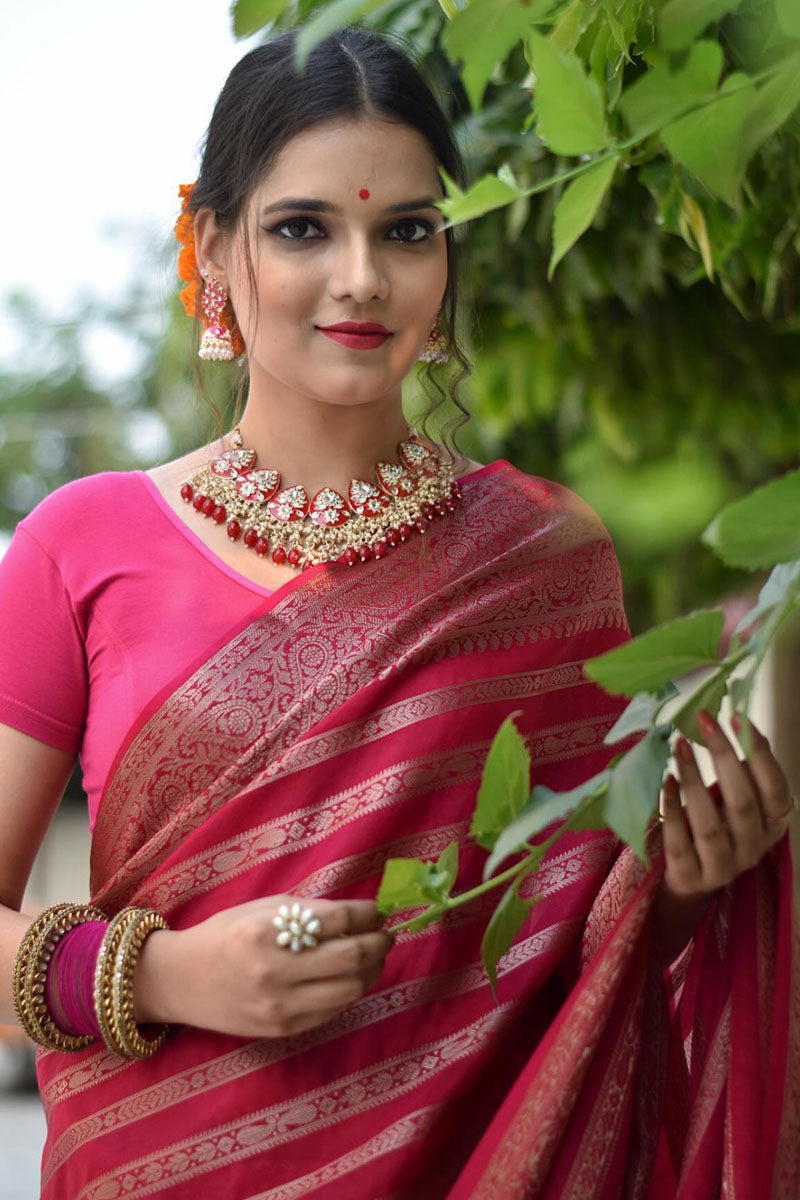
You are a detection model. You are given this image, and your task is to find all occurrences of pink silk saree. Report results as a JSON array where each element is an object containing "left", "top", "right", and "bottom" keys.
[{"left": 35, "top": 461, "right": 800, "bottom": 1198}]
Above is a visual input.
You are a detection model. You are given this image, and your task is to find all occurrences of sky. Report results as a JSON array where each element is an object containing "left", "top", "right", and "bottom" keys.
[{"left": 0, "top": 0, "right": 259, "bottom": 375}]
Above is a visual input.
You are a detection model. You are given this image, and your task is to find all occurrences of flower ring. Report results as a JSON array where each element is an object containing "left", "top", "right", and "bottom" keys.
[{"left": 272, "top": 903, "right": 323, "bottom": 952}]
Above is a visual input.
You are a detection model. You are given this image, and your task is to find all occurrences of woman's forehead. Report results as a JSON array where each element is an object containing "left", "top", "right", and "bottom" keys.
[{"left": 254, "top": 118, "right": 441, "bottom": 202}]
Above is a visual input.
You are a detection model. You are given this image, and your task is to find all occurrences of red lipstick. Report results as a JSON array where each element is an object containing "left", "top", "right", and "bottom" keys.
[{"left": 317, "top": 321, "right": 391, "bottom": 350}]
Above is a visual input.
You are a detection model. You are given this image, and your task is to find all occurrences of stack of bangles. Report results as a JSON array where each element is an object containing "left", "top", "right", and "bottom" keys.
[{"left": 12, "top": 903, "right": 169, "bottom": 1059}]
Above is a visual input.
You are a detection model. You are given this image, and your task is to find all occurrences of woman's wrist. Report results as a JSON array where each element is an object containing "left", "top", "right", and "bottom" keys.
[
  {"left": 653, "top": 880, "right": 711, "bottom": 966},
  {"left": 132, "top": 928, "right": 184, "bottom": 1025}
]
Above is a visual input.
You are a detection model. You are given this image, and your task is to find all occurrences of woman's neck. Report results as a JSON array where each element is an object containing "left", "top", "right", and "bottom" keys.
[{"left": 237, "top": 387, "right": 416, "bottom": 499}]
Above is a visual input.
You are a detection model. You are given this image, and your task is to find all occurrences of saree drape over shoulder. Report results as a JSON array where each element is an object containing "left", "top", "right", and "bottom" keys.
[{"left": 35, "top": 463, "right": 800, "bottom": 1199}]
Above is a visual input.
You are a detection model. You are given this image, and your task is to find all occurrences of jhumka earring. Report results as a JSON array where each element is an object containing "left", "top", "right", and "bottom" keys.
[
  {"left": 198, "top": 273, "right": 235, "bottom": 361},
  {"left": 419, "top": 320, "right": 449, "bottom": 364}
]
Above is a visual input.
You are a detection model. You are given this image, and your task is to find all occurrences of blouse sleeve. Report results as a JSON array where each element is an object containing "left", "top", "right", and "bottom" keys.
[{"left": 0, "top": 525, "right": 87, "bottom": 753}]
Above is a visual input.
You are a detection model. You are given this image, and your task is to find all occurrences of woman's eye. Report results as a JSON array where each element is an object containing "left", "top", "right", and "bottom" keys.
[
  {"left": 389, "top": 219, "right": 434, "bottom": 243},
  {"left": 272, "top": 218, "right": 324, "bottom": 241}
]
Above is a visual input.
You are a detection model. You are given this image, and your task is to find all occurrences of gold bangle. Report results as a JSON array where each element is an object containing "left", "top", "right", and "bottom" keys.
[
  {"left": 112, "top": 909, "right": 169, "bottom": 1059},
  {"left": 12, "top": 903, "right": 106, "bottom": 1052},
  {"left": 94, "top": 908, "right": 169, "bottom": 1059}
]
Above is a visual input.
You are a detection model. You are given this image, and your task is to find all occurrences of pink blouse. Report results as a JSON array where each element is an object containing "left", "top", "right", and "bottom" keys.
[{"left": 0, "top": 472, "right": 274, "bottom": 830}]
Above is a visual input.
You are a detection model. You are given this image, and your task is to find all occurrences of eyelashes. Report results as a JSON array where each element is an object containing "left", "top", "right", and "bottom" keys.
[{"left": 264, "top": 216, "right": 437, "bottom": 245}]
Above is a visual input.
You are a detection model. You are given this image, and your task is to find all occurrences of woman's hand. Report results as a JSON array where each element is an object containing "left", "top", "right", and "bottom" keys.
[
  {"left": 134, "top": 896, "right": 393, "bottom": 1039},
  {"left": 661, "top": 710, "right": 795, "bottom": 899}
]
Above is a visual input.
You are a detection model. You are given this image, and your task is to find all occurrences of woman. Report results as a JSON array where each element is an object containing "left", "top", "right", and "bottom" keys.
[{"left": 1, "top": 26, "right": 798, "bottom": 1199}]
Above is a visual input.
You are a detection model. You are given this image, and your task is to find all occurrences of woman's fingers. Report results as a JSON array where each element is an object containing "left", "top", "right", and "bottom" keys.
[
  {"left": 661, "top": 772, "right": 702, "bottom": 895},
  {"left": 675, "top": 735, "right": 735, "bottom": 887},
  {"left": 733, "top": 716, "right": 796, "bottom": 832},
  {"left": 695, "top": 711, "right": 764, "bottom": 868},
  {"left": 284, "top": 931, "right": 393, "bottom": 984}
]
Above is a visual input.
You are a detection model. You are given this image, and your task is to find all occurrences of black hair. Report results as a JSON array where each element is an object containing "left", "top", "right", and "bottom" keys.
[{"left": 186, "top": 25, "right": 472, "bottom": 447}]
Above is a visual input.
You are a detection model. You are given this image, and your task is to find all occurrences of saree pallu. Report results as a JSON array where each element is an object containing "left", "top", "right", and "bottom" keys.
[{"left": 35, "top": 462, "right": 800, "bottom": 1198}]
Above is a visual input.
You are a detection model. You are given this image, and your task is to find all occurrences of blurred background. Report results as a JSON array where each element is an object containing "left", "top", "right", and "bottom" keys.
[{"left": 2, "top": 1, "right": 799, "bottom": 1192}]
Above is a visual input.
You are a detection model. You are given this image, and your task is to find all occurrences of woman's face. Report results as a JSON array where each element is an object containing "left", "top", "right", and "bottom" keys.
[{"left": 220, "top": 117, "right": 449, "bottom": 409}]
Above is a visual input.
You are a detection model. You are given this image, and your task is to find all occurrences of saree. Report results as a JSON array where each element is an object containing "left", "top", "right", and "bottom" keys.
[{"left": 34, "top": 461, "right": 800, "bottom": 1198}]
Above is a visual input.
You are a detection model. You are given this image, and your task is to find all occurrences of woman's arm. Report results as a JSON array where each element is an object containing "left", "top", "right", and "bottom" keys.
[{"left": 0, "top": 723, "right": 77, "bottom": 1024}]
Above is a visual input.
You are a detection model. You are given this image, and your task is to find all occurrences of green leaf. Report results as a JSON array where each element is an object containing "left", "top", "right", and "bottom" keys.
[
  {"left": 549, "top": 156, "right": 618, "bottom": 277},
  {"left": 484, "top": 768, "right": 612, "bottom": 878},
  {"left": 777, "top": 0, "right": 800, "bottom": 39},
  {"left": 659, "top": 0, "right": 746, "bottom": 51},
  {"left": 481, "top": 881, "right": 532, "bottom": 994},
  {"left": 604, "top": 727, "right": 670, "bottom": 861},
  {"left": 662, "top": 74, "right": 755, "bottom": 206},
  {"left": 735, "top": 561, "right": 800, "bottom": 636},
  {"left": 670, "top": 669, "right": 730, "bottom": 741},
  {"left": 470, "top": 713, "right": 531, "bottom": 850},
  {"left": 586, "top": 610, "right": 725, "bottom": 696},
  {"left": 738, "top": 53, "right": 800, "bottom": 168},
  {"left": 618, "top": 41, "right": 723, "bottom": 138},
  {"left": 231, "top": 0, "right": 293, "bottom": 37},
  {"left": 605, "top": 683, "right": 678, "bottom": 744},
  {"left": 702, "top": 468, "right": 800, "bottom": 568},
  {"left": 435, "top": 841, "right": 460, "bottom": 894},
  {"left": 376, "top": 854, "right": 455, "bottom": 915},
  {"left": 294, "top": 0, "right": 387, "bottom": 69},
  {"left": 437, "top": 167, "right": 525, "bottom": 225},
  {"left": 527, "top": 30, "right": 609, "bottom": 155},
  {"left": 442, "top": 0, "right": 559, "bottom": 112}
]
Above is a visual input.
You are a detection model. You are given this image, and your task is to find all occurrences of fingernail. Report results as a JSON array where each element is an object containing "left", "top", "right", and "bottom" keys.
[
  {"left": 731, "top": 712, "right": 742, "bottom": 733},
  {"left": 696, "top": 709, "right": 717, "bottom": 739},
  {"left": 676, "top": 737, "right": 694, "bottom": 764}
]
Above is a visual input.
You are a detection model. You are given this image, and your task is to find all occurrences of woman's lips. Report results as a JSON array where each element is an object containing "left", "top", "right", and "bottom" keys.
[{"left": 318, "top": 328, "right": 391, "bottom": 350}]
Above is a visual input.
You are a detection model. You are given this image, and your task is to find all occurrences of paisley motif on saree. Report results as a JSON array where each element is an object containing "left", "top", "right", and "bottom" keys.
[{"left": 34, "top": 463, "right": 800, "bottom": 1198}]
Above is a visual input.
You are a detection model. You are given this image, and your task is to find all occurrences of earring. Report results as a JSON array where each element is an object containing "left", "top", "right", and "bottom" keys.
[
  {"left": 419, "top": 321, "right": 449, "bottom": 364},
  {"left": 199, "top": 275, "right": 235, "bottom": 361}
]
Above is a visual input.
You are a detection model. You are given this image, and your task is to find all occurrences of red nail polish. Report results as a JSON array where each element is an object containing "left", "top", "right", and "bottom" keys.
[
  {"left": 676, "top": 737, "right": 693, "bottom": 764},
  {"left": 696, "top": 709, "right": 717, "bottom": 738},
  {"left": 731, "top": 712, "right": 742, "bottom": 733}
]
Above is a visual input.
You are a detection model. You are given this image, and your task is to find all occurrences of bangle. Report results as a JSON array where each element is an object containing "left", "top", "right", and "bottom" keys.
[
  {"left": 13, "top": 903, "right": 107, "bottom": 1052},
  {"left": 94, "top": 908, "right": 169, "bottom": 1059}
]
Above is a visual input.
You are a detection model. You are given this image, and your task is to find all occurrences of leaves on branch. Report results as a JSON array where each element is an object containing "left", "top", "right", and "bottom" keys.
[
  {"left": 470, "top": 712, "right": 531, "bottom": 850},
  {"left": 441, "top": 0, "right": 559, "bottom": 112},
  {"left": 231, "top": 0, "right": 293, "bottom": 37},
  {"left": 605, "top": 683, "right": 678, "bottom": 744},
  {"left": 702, "top": 467, "right": 800, "bottom": 568},
  {"left": 526, "top": 31, "right": 609, "bottom": 155},
  {"left": 481, "top": 881, "right": 532, "bottom": 995},
  {"left": 483, "top": 768, "right": 612, "bottom": 879},
  {"left": 603, "top": 727, "right": 670, "bottom": 862},
  {"left": 550, "top": 157, "right": 618, "bottom": 277},
  {"left": 618, "top": 41, "right": 723, "bottom": 138},
  {"left": 659, "top": 0, "right": 746, "bottom": 52},
  {"left": 377, "top": 842, "right": 459, "bottom": 915},
  {"left": 585, "top": 610, "right": 725, "bottom": 696}
]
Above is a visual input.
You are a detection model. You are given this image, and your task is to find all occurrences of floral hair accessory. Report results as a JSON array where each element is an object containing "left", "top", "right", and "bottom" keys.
[{"left": 174, "top": 183, "right": 245, "bottom": 357}]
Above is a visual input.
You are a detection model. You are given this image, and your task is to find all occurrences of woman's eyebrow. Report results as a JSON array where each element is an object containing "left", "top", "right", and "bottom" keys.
[{"left": 260, "top": 195, "right": 441, "bottom": 215}]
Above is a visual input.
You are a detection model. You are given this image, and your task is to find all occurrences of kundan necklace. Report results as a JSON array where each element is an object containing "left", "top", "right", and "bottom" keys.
[{"left": 179, "top": 428, "right": 462, "bottom": 571}]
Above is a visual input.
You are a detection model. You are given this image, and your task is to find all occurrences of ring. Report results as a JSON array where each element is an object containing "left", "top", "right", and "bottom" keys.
[{"left": 272, "top": 903, "right": 322, "bottom": 952}]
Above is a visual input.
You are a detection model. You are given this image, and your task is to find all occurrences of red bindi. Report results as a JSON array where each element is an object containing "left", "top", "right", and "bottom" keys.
[{"left": 358, "top": 188, "right": 370, "bottom": 200}]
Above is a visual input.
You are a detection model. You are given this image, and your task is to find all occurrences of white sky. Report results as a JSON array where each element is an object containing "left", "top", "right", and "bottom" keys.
[{"left": 0, "top": 0, "right": 259, "bottom": 372}]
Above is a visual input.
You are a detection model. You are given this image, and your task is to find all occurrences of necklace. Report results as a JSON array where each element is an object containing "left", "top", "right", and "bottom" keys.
[{"left": 179, "top": 428, "right": 462, "bottom": 570}]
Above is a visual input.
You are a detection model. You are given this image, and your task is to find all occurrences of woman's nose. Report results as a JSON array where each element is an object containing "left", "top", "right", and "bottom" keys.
[{"left": 328, "top": 236, "right": 389, "bottom": 303}]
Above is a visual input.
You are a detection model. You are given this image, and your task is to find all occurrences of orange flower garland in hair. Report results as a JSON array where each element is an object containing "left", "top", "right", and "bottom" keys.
[{"left": 174, "top": 183, "right": 245, "bottom": 357}]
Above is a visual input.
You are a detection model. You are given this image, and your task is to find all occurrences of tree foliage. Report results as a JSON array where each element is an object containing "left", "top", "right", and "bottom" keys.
[{"left": 233, "top": 0, "right": 800, "bottom": 628}]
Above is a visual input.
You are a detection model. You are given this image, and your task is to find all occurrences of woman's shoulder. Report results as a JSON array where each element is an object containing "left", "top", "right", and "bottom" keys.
[
  {"left": 472, "top": 459, "right": 609, "bottom": 529},
  {"left": 18, "top": 471, "right": 146, "bottom": 556}
]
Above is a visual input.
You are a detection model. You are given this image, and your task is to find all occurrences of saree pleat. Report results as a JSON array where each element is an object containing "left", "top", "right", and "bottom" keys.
[{"left": 34, "top": 462, "right": 799, "bottom": 1198}]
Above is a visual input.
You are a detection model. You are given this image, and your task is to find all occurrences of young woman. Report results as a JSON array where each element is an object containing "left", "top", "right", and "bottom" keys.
[{"left": 1, "top": 26, "right": 797, "bottom": 1199}]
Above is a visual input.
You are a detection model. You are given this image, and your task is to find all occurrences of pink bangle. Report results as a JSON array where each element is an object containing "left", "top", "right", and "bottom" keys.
[{"left": 45, "top": 921, "right": 107, "bottom": 1039}]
